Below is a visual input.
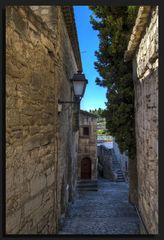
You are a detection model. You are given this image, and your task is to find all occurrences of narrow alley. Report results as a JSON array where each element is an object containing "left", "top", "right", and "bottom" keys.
[
  {"left": 59, "top": 178, "right": 140, "bottom": 235},
  {"left": 5, "top": 5, "right": 158, "bottom": 235}
]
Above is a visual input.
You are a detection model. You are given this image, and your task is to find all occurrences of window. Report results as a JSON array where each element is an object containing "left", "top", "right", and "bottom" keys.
[{"left": 83, "top": 127, "right": 89, "bottom": 136}]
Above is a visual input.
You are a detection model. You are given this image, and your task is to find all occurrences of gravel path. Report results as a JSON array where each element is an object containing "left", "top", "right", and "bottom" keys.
[{"left": 58, "top": 178, "right": 140, "bottom": 235}]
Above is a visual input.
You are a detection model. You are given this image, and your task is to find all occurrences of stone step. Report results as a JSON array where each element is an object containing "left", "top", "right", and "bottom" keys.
[
  {"left": 112, "top": 169, "right": 123, "bottom": 173},
  {"left": 77, "top": 186, "right": 98, "bottom": 191},
  {"left": 77, "top": 183, "right": 98, "bottom": 187},
  {"left": 77, "top": 180, "right": 98, "bottom": 191},
  {"left": 117, "top": 173, "right": 124, "bottom": 177},
  {"left": 115, "top": 168, "right": 125, "bottom": 182},
  {"left": 77, "top": 184, "right": 97, "bottom": 188},
  {"left": 117, "top": 174, "right": 124, "bottom": 178},
  {"left": 111, "top": 157, "right": 125, "bottom": 182},
  {"left": 117, "top": 176, "right": 125, "bottom": 179},
  {"left": 117, "top": 174, "right": 124, "bottom": 177},
  {"left": 117, "top": 178, "right": 125, "bottom": 181},
  {"left": 116, "top": 176, "right": 125, "bottom": 181},
  {"left": 77, "top": 187, "right": 98, "bottom": 191},
  {"left": 77, "top": 180, "right": 98, "bottom": 184}
]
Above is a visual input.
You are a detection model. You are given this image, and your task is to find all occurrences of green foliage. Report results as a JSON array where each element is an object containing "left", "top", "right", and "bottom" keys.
[
  {"left": 97, "top": 129, "right": 108, "bottom": 135},
  {"left": 89, "top": 6, "right": 138, "bottom": 158},
  {"left": 89, "top": 108, "right": 104, "bottom": 117}
]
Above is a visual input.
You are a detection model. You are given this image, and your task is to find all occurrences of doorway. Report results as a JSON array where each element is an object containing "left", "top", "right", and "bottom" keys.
[{"left": 81, "top": 158, "right": 91, "bottom": 179}]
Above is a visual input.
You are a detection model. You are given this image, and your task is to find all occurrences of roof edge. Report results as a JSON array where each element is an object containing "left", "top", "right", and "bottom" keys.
[
  {"left": 124, "top": 6, "right": 152, "bottom": 62},
  {"left": 61, "top": 6, "right": 83, "bottom": 71},
  {"left": 80, "top": 110, "right": 97, "bottom": 118}
]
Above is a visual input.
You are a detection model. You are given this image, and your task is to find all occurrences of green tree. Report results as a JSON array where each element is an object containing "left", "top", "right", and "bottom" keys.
[
  {"left": 89, "top": 108, "right": 104, "bottom": 118},
  {"left": 89, "top": 6, "right": 138, "bottom": 158}
]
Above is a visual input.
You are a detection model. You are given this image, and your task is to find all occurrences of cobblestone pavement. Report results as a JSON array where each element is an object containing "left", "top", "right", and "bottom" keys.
[{"left": 58, "top": 178, "right": 140, "bottom": 235}]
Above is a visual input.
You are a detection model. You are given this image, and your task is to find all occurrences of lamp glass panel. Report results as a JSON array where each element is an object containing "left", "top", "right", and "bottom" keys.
[{"left": 73, "top": 81, "right": 85, "bottom": 96}]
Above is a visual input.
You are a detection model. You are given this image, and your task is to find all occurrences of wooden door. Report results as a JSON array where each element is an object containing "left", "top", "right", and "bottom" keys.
[{"left": 81, "top": 158, "right": 91, "bottom": 179}]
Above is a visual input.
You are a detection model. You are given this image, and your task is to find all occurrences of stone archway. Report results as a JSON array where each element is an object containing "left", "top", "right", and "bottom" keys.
[{"left": 81, "top": 158, "right": 91, "bottom": 179}]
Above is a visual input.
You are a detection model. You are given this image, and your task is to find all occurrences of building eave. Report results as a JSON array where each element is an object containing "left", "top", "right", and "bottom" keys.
[
  {"left": 124, "top": 6, "right": 152, "bottom": 62},
  {"left": 62, "top": 6, "right": 82, "bottom": 71},
  {"left": 80, "top": 110, "right": 97, "bottom": 118}
]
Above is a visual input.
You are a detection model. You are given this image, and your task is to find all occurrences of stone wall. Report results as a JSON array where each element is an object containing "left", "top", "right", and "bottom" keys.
[
  {"left": 97, "top": 146, "right": 114, "bottom": 180},
  {"left": 97, "top": 142, "right": 128, "bottom": 181},
  {"left": 6, "top": 6, "right": 79, "bottom": 234},
  {"left": 131, "top": 6, "right": 158, "bottom": 234},
  {"left": 78, "top": 111, "right": 97, "bottom": 180}
]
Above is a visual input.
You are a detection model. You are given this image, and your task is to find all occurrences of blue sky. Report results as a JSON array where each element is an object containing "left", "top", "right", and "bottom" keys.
[{"left": 74, "top": 6, "right": 107, "bottom": 111}]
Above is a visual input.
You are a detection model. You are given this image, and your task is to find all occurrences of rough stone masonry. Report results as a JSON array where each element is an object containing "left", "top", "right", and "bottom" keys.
[
  {"left": 6, "top": 6, "right": 81, "bottom": 234},
  {"left": 125, "top": 6, "right": 158, "bottom": 234}
]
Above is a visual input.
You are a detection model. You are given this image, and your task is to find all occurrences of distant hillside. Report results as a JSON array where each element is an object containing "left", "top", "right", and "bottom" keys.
[
  {"left": 89, "top": 108, "right": 112, "bottom": 140},
  {"left": 89, "top": 108, "right": 106, "bottom": 130},
  {"left": 97, "top": 118, "right": 106, "bottom": 130}
]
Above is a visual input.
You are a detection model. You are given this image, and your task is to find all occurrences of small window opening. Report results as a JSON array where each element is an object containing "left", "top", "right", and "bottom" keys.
[{"left": 83, "top": 127, "right": 89, "bottom": 136}]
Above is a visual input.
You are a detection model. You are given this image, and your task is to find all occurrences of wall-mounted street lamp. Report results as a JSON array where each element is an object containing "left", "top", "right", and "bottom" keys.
[{"left": 58, "top": 70, "right": 88, "bottom": 112}]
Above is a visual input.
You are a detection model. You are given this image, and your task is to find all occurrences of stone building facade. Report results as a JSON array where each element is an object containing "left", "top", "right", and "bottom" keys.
[
  {"left": 6, "top": 6, "right": 82, "bottom": 234},
  {"left": 125, "top": 6, "right": 158, "bottom": 234},
  {"left": 78, "top": 111, "right": 97, "bottom": 181}
]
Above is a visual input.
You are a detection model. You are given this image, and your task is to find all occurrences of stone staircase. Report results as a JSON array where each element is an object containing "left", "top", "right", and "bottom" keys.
[
  {"left": 111, "top": 149, "right": 125, "bottom": 182},
  {"left": 116, "top": 169, "right": 125, "bottom": 182},
  {"left": 76, "top": 179, "right": 98, "bottom": 191}
]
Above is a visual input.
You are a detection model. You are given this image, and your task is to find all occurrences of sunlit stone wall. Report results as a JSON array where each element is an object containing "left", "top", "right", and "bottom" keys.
[
  {"left": 132, "top": 6, "right": 158, "bottom": 234},
  {"left": 6, "top": 6, "right": 79, "bottom": 234}
]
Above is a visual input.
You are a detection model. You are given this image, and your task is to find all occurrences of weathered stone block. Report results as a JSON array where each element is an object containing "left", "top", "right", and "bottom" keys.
[
  {"left": 23, "top": 134, "right": 41, "bottom": 151},
  {"left": 18, "top": 219, "right": 34, "bottom": 234},
  {"left": 6, "top": 192, "right": 21, "bottom": 216},
  {"left": 6, "top": 60, "right": 23, "bottom": 79},
  {"left": 40, "top": 132, "right": 54, "bottom": 146},
  {"left": 13, "top": 9, "right": 29, "bottom": 37},
  {"left": 41, "top": 9, "right": 49, "bottom": 15},
  {"left": 41, "top": 33, "right": 54, "bottom": 50},
  {"left": 31, "top": 72, "right": 42, "bottom": 90},
  {"left": 28, "top": 21, "right": 38, "bottom": 33},
  {"left": 6, "top": 209, "right": 21, "bottom": 234},
  {"left": 30, "top": 125, "right": 40, "bottom": 135},
  {"left": 46, "top": 171, "right": 55, "bottom": 186},
  {"left": 7, "top": 109, "right": 20, "bottom": 127},
  {"left": 13, "top": 167, "right": 24, "bottom": 185},
  {"left": 24, "top": 195, "right": 42, "bottom": 217}
]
